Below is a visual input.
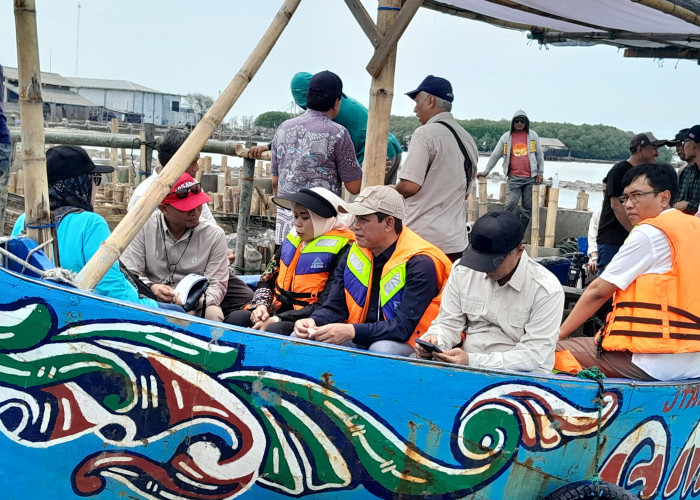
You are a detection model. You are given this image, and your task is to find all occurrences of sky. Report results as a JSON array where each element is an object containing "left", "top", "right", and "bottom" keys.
[{"left": 1, "top": 0, "right": 698, "bottom": 140}]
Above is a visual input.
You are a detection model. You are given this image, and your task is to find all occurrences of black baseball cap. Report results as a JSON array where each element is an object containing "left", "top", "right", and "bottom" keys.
[
  {"left": 460, "top": 211, "right": 524, "bottom": 272},
  {"left": 667, "top": 128, "right": 689, "bottom": 146},
  {"left": 406, "top": 75, "right": 454, "bottom": 102},
  {"left": 272, "top": 188, "right": 337, "bottom": 218},
  {"left": 306, "top": 70, "right": 345, "bottom": 111},
  {"left": 46, "top": 145, "right": 113, "bottom": 183},
  {"left": 681, "top": 125, "right": 700, "bottom": 144}
]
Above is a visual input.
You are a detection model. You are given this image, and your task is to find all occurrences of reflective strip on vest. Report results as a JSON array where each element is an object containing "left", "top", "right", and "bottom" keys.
[
  {"left": 304, "top": 236, "right": 346, "bottom": 253},
  {"left": 379, "top": 263, "right": 406, "bottom": 320},
  {"left": 345, "top": 245, "right": 371, "bottom": 307},
  {"left": 280, "top": 233, "right": 301, "bottom": 266},
  {"left": 294, "top": 236, "right": 349, "bottom": 275}
]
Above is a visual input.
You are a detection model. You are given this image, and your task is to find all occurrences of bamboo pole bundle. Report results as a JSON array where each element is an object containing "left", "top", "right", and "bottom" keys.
[
  {"left": 14, "top": 0, "right": 53, "bottom": 259},
  {"left": 467, "top": 183, "right": 478, "bottom": 222},
  {"left": 544, "top": 187, "right": 559, "bottom": 247},
  {"left": 77, "top": 0, "right": 302, "bottom": 291},
  {"left": 478, "top": 176, "right": 488, "bottom": 217},
  {"left": 530, "top": 184, "right": 540, "bottom": 258}
]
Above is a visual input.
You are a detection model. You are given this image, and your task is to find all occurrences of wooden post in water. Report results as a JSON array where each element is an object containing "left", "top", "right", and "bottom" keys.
[
  {"left": 544, "top": 187, "right": 559, "bottom": 247},
  {"left": 530, "top": 184, "right": 540, "bottom": 258},
  {"left": 14, "top": 0, "right": 53, "bottom": 259},
  {"left": 222, "top": 156, "right": 229, "bottom": 186},
  {"left": 76, "top": 0, "right": 302, "bottom": 291},
  {"left": 110, "top": 118, "right": 119, "bottom": 169},
  {"left": 235, "top": 153, "right": 256, "bottom": 272},
  {"left": 478, "top": 176, "right": 488, "bottom": 217},
  {"left": 499, "top": 182, "right": 507, "bottom": 203}
]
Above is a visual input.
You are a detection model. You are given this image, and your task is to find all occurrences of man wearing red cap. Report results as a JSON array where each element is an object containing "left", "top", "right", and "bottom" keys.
[{"left": 121, "top": 173, "right": 230, "bottom": 321}]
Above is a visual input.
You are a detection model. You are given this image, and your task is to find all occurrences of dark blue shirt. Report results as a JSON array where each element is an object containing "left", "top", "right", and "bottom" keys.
[
  {"left": 311, "top": 239, "right": 438, "bottom": 346},
  {"left": 0, "top": 104, "right": 10, "bottom": 145}
]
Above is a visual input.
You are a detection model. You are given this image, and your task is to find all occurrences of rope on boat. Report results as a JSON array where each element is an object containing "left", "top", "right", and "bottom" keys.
[
  {"left": 576, "top": 366, "right": 606, "bottom": 497},
  {"left": 0, "top": 238, "right": 79, "bottom": 287}
]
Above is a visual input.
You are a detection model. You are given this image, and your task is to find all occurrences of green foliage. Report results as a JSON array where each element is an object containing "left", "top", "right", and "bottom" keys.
[
  {"left": 388, "top": 114, "right": 670, "bottom": 162},
  {"left": 255, "top": 111, "right": 294, "bottom": 129}
]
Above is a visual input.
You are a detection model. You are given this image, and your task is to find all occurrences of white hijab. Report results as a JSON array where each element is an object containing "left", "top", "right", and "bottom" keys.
[{"left": 300, "top": 187, "right": 354, "bottom": 240}]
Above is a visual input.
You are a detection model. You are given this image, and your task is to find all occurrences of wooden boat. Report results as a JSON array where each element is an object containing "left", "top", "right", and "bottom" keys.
[
  {"left": 5, "top": 1, "right": 700, "bottom": 499},
  {"left": 1, "top": 240, "right": 699, "bottom": 499}
]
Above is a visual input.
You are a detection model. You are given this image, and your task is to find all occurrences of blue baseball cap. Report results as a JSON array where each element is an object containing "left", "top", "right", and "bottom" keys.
[
  {"left": 406, "top": 75, "right": 454, "bottom": 102},
  {"left": 460, "top": 211, "right": 524, "bottom": 272}
]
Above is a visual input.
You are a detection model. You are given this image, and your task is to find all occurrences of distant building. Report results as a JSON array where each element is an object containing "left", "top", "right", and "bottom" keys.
[
  {"left": 540, "top": 137, "right": 569, "bottom": 158},
  {"left": 2, "top": 67, "right": 196, "bottom": 126}
]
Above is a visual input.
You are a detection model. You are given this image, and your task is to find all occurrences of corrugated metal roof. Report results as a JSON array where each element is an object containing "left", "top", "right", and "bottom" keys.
[
  {"left": 423, "top": 0, "right": 700, "bottom": 60},
  {"left": 4, "top": 82, "right": 97, "bottom": 107},
  {"left": 540, "top": 138, "right": 567, "bottom": 148},
  {"left": 3, "top": 66, "right": 77, "bottom": 88},
  {"left": 66, "top": 76, "right": 163, "bottom": 94}
]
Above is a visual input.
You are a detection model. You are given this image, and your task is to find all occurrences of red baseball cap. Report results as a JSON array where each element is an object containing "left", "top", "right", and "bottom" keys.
[{"left": 161, "top": 173, "right": 211, "bottom": 212}]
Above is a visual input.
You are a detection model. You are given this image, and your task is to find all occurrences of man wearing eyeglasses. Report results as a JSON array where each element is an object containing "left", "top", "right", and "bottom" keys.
[
  {"left": 674, "top": 125, "right": 700, "bottom": 215},
  {"left": 595, "top": 132, "right": 665, "bottom": 274},
  {"left": 478, "top": 110, "right": 544, "bottom": 229},
  {"left": 556, "top": 163, "right": 700, "bottom": 381},
  {"left": 121, "top": 172, "right": 230, "bottom": 321}
]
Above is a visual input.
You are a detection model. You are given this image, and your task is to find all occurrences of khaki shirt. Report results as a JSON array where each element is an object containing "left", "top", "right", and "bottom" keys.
[
  {"left": 424, "top": 252, "right": 564, "bottom": 373},
  {"left": 398, "top": 112, "right": 478, "bottom": 254},
  {"left": 121, "top": 211, "right": 229, "bottom": 305}
]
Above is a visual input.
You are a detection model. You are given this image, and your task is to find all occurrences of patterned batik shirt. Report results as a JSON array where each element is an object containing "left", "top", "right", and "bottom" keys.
[{"left": 271, "top": 109, "right": 362, "bottom": 243}]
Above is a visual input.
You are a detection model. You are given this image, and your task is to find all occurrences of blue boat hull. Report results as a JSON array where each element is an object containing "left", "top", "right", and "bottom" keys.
[{"left": 0, "top": 265, "right": 698, "bottom": 499}]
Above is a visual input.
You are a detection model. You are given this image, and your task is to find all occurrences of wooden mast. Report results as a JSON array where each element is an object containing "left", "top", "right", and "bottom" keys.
[
  {"left": 346, "top": 0, "right": 423, "bottom": 187},
  {"left": 13, "top": 0, "right": 53, "bottom": 259},
  {"left": 76, "top": 0, "right": 301, "bottom": 291}
]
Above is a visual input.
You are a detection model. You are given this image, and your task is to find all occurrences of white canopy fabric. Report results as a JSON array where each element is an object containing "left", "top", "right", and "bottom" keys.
[{"left": 423, "top": 0, "right": 700, "bottom": 57}]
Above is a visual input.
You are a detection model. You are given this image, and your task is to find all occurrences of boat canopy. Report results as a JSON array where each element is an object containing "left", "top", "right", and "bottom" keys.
[{"left": 423, "top": 0, "right": 700, "bottom": 60}]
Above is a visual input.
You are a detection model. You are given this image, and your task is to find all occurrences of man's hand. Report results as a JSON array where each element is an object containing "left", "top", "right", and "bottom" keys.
[
  {"left": 310, "top": 323, "right": 355, "bottom": 345},
  {"left": 250, "top": 305, "right": 269, "bottom": 324},
  {"left": 433, "top": 348, "right": 469, "bottom": 365},
  {"left": 674, "top": 200, "right": 689, "bottom": 212},
  {"left": 294, "top": 318, "right": 317, "bottom": 338},
  {"left": 414, "top": 334, "right": 439, "bottom": 359},
  {"left": 536, "top": 175, "right": 543, "bottom": 184},
  {"left": 248, "top": 144, "right": 270, "bottom": 159},
  {"left": 151, "top": 283, "right": 178, "bottom": 304},
  {"left": 227, "top": 249, "right": 235, "bottom": 264},
  {"left": 586, "top": 251, "right": 598, "bottom": 275},
  {"left": 253, "top": 316, "right": 277, "bottom": 331}
]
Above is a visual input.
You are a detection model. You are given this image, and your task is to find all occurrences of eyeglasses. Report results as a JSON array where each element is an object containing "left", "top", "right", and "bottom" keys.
[
  {"left": 92, "top": 173, "right": 102, "bottom": 187},
  {"left": 174, "top": 182, "right": 202, "bottom": 199},
  {"left": 513, "top": 118, "right": 526, "bottom": 124},
  {"left": 619, "top": 190, "right": 660, "bottom": 204},
  {"left": 681, "top": 138, "right": 695, "bottom": 146}
]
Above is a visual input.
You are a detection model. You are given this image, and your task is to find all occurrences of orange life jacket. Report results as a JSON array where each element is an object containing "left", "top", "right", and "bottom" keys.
[
  {"left": 274, "top": 228, "right": 354, "bottom": 312},
  {"left": 595, "top": 209, "right": 700, "bottom": 353},
  {"left": 343, "top": 227, "right": 452, "bottom": 346}
]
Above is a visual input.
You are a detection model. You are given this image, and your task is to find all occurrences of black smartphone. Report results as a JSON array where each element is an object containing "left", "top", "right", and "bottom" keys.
[{"left": 415, "top": 338, "right": 442, "bottom": 354}]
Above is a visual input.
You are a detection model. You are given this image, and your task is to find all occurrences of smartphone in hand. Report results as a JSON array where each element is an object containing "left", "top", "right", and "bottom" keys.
[{"left": 415, "top": 338, "right": 443, "bottom": 354}]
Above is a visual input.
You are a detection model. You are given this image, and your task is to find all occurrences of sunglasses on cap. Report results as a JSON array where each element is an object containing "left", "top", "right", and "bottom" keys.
[
  {"left": 513, "top": 117, "right": 526, "bottom": 124},
  {"left": 174, "top": 182, "right": 202, "bottom": 199},
  {"left": 91, "top": 173, "right": 102, "bottom": 186}
]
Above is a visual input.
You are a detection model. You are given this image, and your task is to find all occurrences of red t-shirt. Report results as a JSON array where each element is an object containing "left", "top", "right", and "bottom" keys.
[{"left": 508, "top": 131, "right": 531, "bottom": 177}]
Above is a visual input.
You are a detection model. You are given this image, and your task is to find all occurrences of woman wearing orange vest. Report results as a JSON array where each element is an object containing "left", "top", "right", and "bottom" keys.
[{"left": 224, "top": 188, "right": 354, "bottom": 335}]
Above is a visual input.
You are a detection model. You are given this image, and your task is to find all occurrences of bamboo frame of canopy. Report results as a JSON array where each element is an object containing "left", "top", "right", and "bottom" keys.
[
  {"left": 345, "top": 0, "right": 423, "bottom": 187},
  {"left": 13, "top": 0, "right": 53, "bottom": 260},
  {"left": 74, "top": 0, "right": 301, "bottom": 291}
]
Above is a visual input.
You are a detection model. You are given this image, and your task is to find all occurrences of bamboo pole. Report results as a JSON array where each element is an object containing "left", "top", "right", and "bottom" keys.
[
  {"left": 467, "top": 182, "right": 478, "bottom": 222},
  {"left": 544, "top": 187, "right": 559, "bottom": 247},
  {"left": 9, "top": 129, "right": 273, "bottom": 159},
  {"left": 530, "top": 184, "right": 540, "bottom": 258},
  {"left": 14, "top": 0, "right": 53, "bottom": 259},
  {"left": 499, "top": 182, "right": 506, "bottom": 203},
  {"left": 222, "top": 156, "right": 230, "bottom": 186},
  {"left": 76, "top": 0, "right": 301, "bottom": 291},
  {"left": 138, "top": 130, "right": 147, "bottom": 187},
  {"left": 362, "top": 0, "right": 401, "bottom": 187},
  {"left": 110, "top": 118, "right": 119, "bottom": 169},
  {"left": 478, "top": 176, "right": 488, "bottom": 217}
]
